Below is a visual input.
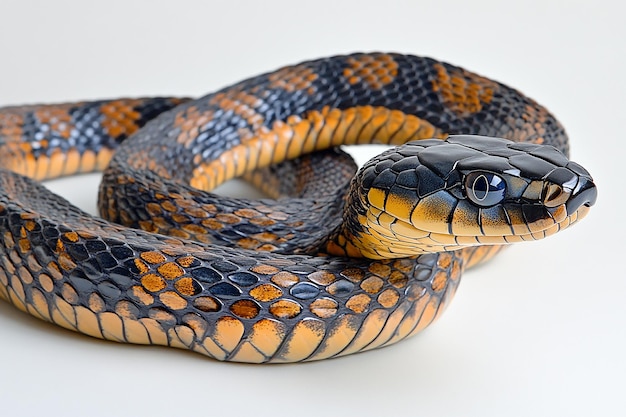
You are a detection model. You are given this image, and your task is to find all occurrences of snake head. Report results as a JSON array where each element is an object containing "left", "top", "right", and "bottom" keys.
[{"left": 343, "top": 135, "right": 597, "bottom": 259}]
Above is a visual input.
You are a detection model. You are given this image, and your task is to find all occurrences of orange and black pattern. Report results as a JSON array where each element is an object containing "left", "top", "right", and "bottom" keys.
[
  {"left": 0, "top": 53, "right": 593, "bottom": 363},
  {"left": 0, "top": 171, "right": 471, "bottom": 362},
  {"left": 0, "top": 98, "right": 187, "bottom": 180}
]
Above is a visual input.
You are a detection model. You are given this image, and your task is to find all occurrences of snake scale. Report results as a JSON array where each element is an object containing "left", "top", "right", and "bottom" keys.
[{"left": 0, "top": 53, "right": 596, "bottom": 363}]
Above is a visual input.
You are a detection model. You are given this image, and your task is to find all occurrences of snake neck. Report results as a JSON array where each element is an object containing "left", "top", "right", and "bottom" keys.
[
  {"left": 325, "top": 199, "right": 506, "bottom": 270},
  {"left": 324, "top": 176, "right": 389, "bottom": 259}
]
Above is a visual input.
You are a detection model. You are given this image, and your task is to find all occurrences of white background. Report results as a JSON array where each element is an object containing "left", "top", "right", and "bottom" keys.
[{"left": 0, "top": 1, "right": 624, "bottom": 416}]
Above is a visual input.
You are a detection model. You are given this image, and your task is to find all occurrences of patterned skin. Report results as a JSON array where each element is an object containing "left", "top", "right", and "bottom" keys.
[{"left": 0, "top": 53, "right": 596, "bottom": 363}]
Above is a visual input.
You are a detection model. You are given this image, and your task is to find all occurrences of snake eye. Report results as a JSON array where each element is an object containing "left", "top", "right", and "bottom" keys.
[{"left": 465, "top": 172, "right": 506, "bottom": 207}]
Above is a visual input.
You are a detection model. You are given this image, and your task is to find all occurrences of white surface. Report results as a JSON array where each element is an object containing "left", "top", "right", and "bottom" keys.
[{"left": 0, "top": 1, "right": 624, "bottom": 416}]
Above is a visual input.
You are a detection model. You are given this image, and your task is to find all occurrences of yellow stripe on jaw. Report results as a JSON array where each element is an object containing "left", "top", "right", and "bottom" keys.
[
  {"left": 480, "top": 205, "right": 514, "bottom": 236},
  {"left": 346, "top": 194, "right": 585, "bottom": 259},
  {"left": 410, "top": 191, "right": 454, "bottom": 235},
  {"left": 450, "top": 199, "right": 481, "bottom": 236},
  {"left": 383, "top": 192, "right": 414, "bottom": 223}
]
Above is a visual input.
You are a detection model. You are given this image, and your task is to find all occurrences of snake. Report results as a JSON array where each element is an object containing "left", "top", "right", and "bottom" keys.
[{"left": 0, "top": 53, "right": 597, "bottom": 363}]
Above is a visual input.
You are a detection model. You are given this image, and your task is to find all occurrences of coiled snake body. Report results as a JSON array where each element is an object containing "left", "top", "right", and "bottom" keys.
[{"left": 0, "top": 53, "right": 596, "bottom": 363}]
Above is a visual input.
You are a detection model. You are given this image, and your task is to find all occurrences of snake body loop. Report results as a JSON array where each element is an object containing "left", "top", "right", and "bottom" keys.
[{"left": 0, "top": 53, "right": 596, "bottom": 363}]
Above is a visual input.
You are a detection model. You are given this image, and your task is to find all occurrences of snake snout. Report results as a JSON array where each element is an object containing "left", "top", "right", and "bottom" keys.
[{"left": 565, "top": 175, "right": 597, "bottom": 214}]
